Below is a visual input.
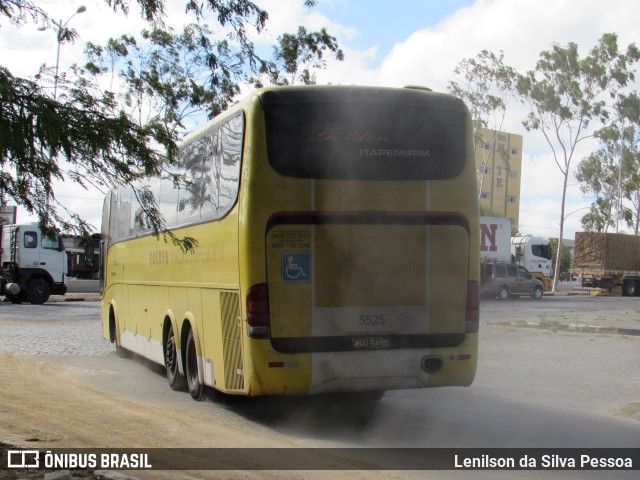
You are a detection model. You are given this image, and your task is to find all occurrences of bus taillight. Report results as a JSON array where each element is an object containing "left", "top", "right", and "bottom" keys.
[
  {"left": 247, "top": 283, "right": 271, "bottom": 339},
  {"left": 465, "top": 280, "right": 480, "bottom": 333}
]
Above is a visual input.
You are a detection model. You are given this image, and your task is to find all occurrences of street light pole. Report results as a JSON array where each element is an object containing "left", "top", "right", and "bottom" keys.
[
  {"left": 36, "top": 5, "right": 86, "bottom": 224},
  {"left": 616, "top": 114, "right": 625, "bottom": 234},
  {"left": 39, "top": 5, "right": 87, "bottom": 100}
]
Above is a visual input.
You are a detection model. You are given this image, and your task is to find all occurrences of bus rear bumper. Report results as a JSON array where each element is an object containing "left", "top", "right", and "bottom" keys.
[
  {"left": 307, "top": 343, "right": 477, "bottom": 394},
  {"left": 248, "top": 334, "right": 478, "bottom": 396}
]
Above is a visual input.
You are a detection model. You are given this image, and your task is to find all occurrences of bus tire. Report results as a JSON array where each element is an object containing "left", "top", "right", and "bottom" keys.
[
  {"left": 165, "top": 324, "right": 186, "bottom": 391},
  {"left": 185, "top": 329, "right": 205, "bottom": 401},
  {"left": 110, "top": 308, "right": 130, "bottom": 358},
  {"left": 26, "top": 278, "right": 50, "bottom": 304}
]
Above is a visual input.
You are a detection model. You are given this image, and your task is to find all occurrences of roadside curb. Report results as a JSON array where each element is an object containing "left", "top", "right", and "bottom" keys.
[
  {"left": 49, "top": 294, "right": 100, "bottom": 303},
  {"left": 486, "top": 320, "right": 640, "bottom": 336},
  {"left": 542, "top": 290, "right": 612, "bottom": 297}
]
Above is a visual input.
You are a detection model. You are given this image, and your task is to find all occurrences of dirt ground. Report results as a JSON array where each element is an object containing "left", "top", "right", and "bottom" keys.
[{"left": 0, "top": 353, "right": 400, "bottom": 480}]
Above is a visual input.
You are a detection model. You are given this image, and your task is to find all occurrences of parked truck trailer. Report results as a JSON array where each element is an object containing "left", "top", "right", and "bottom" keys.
[
  {"left": 573, "top": 231, "right": 640, "bottom": 296},
  {"left": 480, "top": 216, "right": 512, "bottom": 264}
]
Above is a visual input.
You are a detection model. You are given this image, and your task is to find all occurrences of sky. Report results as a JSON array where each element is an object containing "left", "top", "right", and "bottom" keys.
[{"left": 1, "top": 0, "right": 640, "bottom": 239}]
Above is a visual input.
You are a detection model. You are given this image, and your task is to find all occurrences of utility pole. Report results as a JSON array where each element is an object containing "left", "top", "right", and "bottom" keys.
[{"left": 39, "top": 5, "right": 87, "bottom": 99}]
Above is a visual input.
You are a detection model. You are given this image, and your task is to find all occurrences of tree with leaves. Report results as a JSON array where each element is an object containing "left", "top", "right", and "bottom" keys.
[
  {"left": 448, "top": 50, "right": 516, "bottom": 203},
  {"left": 0, "top": 0, "right": 341, "bottom": 247},
  {"left": 576, "top": 94, "right": 640, "bottom": 234},
  {"left": 548, "top": 237, "right": 572, "bottom": 281},
  {"left": 625, "top": 127, "right": 640, "bottom": 234},
  {"left": 580, "top": 197, "right": 623, "bottom": 233},
  {"left": 575, "top": 123, "right": 639, "bottom": 233},
  {"left": 253, "top": 26, "right": 344, "bottom": 87},
  {"left": 80, "top": 23, "right": 247, "bottom": 135},
  {"left": 516, "top": 33, "right": 640, "bottom": 292}
]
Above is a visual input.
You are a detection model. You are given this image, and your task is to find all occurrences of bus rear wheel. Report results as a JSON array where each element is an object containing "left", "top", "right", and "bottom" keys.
[
  {"left": 165, "top": 325, "right": 186, "bottom": 391},
  {"left": 185, "top": 329, "right": 205, "bottom": 401}
]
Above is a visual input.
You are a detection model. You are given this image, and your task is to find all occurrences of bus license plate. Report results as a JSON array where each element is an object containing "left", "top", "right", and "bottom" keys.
[{"left": 352, "top": 336, "right": 391, "bottom": 350}]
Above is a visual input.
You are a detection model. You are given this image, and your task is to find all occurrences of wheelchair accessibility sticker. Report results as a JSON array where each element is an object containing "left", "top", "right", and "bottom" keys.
[{"left": 282, "top": 253, "right": 311, "bottom": 283}]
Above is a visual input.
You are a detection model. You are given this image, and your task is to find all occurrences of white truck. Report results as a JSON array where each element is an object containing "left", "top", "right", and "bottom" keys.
[
  {"left": 0, "top": 224, "right": 68, "bottom": 304},
  {"left": 511, "top": 234, "right": 553, "bottom": 291}
]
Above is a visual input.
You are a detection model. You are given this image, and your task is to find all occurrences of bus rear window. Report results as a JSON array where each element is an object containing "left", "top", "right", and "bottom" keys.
[{"left": 260, "top": 88, "right": 468, "bottom": 180}]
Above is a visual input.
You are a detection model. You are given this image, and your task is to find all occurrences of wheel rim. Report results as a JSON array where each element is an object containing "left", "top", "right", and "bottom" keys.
[
  {"left": 499, "top": 288, "right": 508, "bottom": 300},
  {"left": 166, "top": 331, "right": 178, "bottom": 374}
]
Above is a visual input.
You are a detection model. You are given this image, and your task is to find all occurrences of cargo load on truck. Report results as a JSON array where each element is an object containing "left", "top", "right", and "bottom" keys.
[
  {"left": 574, "top": 231, "right": 640, "bottom": 296},
  {"left": 479, "top": 216, "right": 512, "bottom": 264}
]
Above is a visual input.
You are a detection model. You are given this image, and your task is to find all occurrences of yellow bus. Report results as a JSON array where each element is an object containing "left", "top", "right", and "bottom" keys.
[{"left": 100, "top": 85, "right": 480, "bottom": 401}]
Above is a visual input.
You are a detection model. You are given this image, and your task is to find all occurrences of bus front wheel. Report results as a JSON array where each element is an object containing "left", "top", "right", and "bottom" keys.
[
  {"left": 165, "top": 324, "right": 186, "bottom": 391},
  {"left": 185, "top": 329, "right": 205, "bottom": 401},
  {"left": 110, "top": 309, "right": 130, "bottom": 358}
]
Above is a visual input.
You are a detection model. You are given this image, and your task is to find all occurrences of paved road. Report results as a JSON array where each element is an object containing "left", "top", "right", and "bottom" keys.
[
  {"left": 65, "top": 278, "right": 100, "bottom": 294},
  {"left": 0, "top": 302, "right": 110, "bottom": 356},
  {"left": 481, "top": 294, "right": 640, "bottom": 332}
]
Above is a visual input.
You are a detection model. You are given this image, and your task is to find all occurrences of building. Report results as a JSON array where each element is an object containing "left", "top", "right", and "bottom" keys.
[
  {"left": 0, "top": 205, "right": 17, "bottom": 225},
  {"left": 475, "top": 127, "right": 523, "bottom": 230}
]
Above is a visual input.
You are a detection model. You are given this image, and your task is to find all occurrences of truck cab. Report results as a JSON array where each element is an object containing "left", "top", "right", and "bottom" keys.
[
  {"left": 0, "top": 224, "right": 67, "bottom": 304},
  {"left": 511, "top": 235, "right": 553, "bottom": 291}
]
